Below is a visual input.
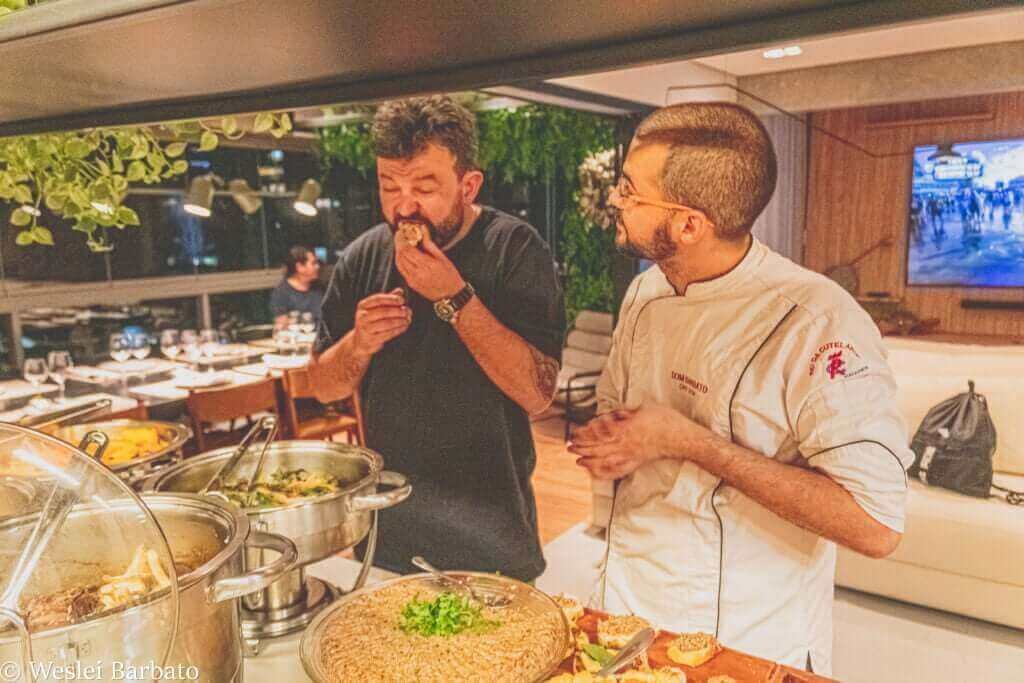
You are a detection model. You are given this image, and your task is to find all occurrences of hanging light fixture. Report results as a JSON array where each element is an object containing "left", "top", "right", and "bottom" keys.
[
  {"left": 228, "top": 179, "right": 263, "bottom": 215},
  {"left": 294, "top": 178, "right": 321, "bottom": 217},
  {"left": 183, "top": 174, "right": 216, "bottom": 217}
]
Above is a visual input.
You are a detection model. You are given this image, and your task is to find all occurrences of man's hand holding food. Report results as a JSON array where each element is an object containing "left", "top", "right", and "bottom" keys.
[
  {"left": 352, "top": 288, "right": 412, "bottom": 357},
  {"left": 394, "top": 226, "right": 466, "bottom": 302}
]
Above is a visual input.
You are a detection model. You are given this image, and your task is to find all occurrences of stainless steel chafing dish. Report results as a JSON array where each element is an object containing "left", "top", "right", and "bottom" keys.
[
  {"left": 144, "top": 436, "right": 412, "bottom": 642},
  {"left": 0, "top": 424, "right": 296, "bottom": 683},
  {"left": 51, "top": 419, "right": 192, "bottom": 486}
]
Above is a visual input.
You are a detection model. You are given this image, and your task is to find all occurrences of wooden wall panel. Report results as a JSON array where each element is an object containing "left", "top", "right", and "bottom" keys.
[{"left": 805, "top": 92, "right": 1024, "bottom": 339}]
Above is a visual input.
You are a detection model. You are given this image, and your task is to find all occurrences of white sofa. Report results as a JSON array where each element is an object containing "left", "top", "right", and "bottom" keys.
[
  {"left": 589, "top": 336, "right": 1024, "bottom": 629},
  {"left": 835, "top": 337, "right": 1024, "bottom": 629}
]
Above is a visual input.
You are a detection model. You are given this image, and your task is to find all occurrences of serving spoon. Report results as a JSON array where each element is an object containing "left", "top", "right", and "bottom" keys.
[
  {"left": 411, "top": 556, "right": 513, "bottom": 608},
  {"left": 596, "top": 627, "right": 657, "bottom": 677}
]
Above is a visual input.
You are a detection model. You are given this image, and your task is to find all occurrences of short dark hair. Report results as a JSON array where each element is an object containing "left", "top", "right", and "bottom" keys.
[
  {"left": 284, "top": 245, "right": 313, "bottom": 276},
  {"left": 635, "top": 103, "right": 777, "bottom": 240},
  {"left": 371, "top": 95, "right": 479, "bottom": 174}
]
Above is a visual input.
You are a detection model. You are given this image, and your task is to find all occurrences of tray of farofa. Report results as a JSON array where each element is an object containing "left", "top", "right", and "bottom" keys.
[{"left": 550, "top": 604, "right": 836, "bottom": 683}]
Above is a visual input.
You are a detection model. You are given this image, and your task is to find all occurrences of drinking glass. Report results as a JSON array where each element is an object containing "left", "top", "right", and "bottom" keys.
[
  {"left": 160, "top": 329, "right": 181, "bottom": 360},
  {"left": 298, "top": 312, "right": 316, "bottom": 354},
  {"left": 46, "top": 350, "right": 73, "bottom": 400},
  {"left": 199, "top": 329, "right": 219, "bottom": 370},
  {"left": 131, "top": 334, "right": 152, "bottom": 361},
  {"left": 23, "top": 358, "right": 48, "bottom": 398},
  {"left": 109, "top": 334, "right": 132, "bottom": 386},
  {"left": 181, "top": 329, "right": 200, "bottom": 369}
]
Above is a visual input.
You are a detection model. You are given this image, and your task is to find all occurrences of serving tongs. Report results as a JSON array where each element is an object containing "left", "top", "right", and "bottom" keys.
[
  {"left": 596, "top": 627, "right": 657, "bottom": 677},
  {"left": 411, "top": 556, "right": 514, "bottom": 608},
  {"left": 17, "top": 398, "right": 113, "bottom": 431},
  {"left": 198, "top": 415, "right": 278, "bottom": 505},
  {"left": 0, "top": 431, "right": 108, "bottom": 653}
]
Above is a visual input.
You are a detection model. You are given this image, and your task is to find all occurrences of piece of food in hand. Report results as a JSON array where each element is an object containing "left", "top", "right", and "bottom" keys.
[
  {"left": 666, "top": 632, "right": 721, "bottom": 667},
  {"left": 597, "top": 614, "right": 652, "bottom": 648},
  {"left": 397, "top": 220, "right": 424, "bottom": 246},
  {"left": 552, "top": 593, "right": 585, "bottom": 628}
]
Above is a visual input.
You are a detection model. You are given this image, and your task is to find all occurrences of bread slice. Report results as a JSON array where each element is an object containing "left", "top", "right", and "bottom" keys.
[
  {"left": 397, "top": 220, "right": 423, "bottom": 246},
  {"left": 552, "top": 593, "right": 585, "bottom": 628},
  {"left": 666, "top": 632, "right": 721, "bottom": 667},
  {"left": 597, "top": 614, "right": 651, "bottom": 649}
]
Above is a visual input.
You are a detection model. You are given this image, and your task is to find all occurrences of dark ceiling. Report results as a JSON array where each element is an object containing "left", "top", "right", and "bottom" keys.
[{"left": 0, "top": 0, "right": 1015, "bottom": 136}]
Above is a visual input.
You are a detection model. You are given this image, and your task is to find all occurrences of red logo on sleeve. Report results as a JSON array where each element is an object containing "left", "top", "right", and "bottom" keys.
[
  {"left": 826, "top": 351, "right": 846, "bottom": 379},
  {"left": 809, "top": 341, "right": 868, "bottom": 379}
]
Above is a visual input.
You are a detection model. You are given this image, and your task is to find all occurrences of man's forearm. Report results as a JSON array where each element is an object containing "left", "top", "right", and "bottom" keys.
[
  {"left": 453, "top": 297, "right": 559, "bottom": 415},
  {"left": 309, "top": 331, "right": 372, "bottom": 403},
  {"left": 672, "top": 426, "right": 900, "bottom": 558}
]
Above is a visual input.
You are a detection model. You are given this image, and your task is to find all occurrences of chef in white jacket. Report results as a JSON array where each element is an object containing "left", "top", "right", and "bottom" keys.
[{"left": 569, "top": 103, "right": 912, "bottom": 676}]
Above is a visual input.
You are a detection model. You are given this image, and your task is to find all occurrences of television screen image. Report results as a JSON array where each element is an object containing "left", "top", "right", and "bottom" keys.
[{"left": 907, "top": 137, "right": 1024, "bottom": 287}]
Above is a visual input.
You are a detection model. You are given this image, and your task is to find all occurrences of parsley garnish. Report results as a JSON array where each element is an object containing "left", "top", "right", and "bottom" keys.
[{"left": 399, "top": 592, "right": 501, "bottom": 637}]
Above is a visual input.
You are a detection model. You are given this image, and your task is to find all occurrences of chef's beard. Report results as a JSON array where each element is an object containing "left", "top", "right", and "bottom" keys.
[
  {"left": 391, "top": 195, "right": 465, "bottom": 248},
  {"left": 615, "top": 216, "right": 676, "bottom": 261}
]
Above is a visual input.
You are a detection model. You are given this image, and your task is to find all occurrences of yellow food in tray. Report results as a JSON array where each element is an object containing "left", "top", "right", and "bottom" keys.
[{"left": 86, "top": 426, "right": 170, "bottom": 466}]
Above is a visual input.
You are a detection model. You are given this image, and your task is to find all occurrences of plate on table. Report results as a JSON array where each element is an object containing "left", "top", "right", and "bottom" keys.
[
  {"left": 173, "top": 371, "right": 233, "bottom": 390},
  {"left": 261, "top": 354, "right": 309, "bottom": 371}
]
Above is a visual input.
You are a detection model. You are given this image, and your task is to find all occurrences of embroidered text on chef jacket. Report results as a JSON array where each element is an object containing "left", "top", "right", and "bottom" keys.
[{"left": 594, "top": 239, "right": 913, "bottom": 675}]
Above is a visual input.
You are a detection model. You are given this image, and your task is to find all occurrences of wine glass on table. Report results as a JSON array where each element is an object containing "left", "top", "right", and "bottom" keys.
[
  {"left": 131, "top": 334, "right": 152, "bottom": 361},
  {"left": 160, "top": 329, "right": 181, "bottom": 361},
  {"left": 23, "top": 358, "right": 48, "bottom": 400},
  {"left": 109, "top": 333, "right": 132, "bottom": 387},
  {"left": 46, "top": 350, "right": 73, "bottom": 401},
  {"left": 180, "top": 329, "right": 199, "bottom": 369},
  {"left": 299, "top": 312, "right": 316, "bottom": 355},
  {"left": 199, "top": 329, "right": 219, "bottom": 371}
]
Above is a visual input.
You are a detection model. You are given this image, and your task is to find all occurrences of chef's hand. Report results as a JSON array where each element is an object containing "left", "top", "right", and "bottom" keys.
[
  {"left": 352, "top": 288, "right": 411, "bottom": 356},
  {"left": 394, "top": 229, "right": 466, "bottom": 302},
  {"left": 568, "top": 404, "right": 712, "bottom": 480}
]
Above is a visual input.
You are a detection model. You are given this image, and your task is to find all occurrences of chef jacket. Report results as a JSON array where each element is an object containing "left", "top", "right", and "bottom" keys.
[{"left": 594, "top": 238, "right": 912, "bottom": 675}]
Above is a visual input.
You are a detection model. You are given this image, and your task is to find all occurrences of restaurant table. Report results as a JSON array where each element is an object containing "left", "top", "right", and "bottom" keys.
[
  {"left": 243, "top": 556, "right": 835, "bottom": 683},
  {"left": 0, "top": 379, "right": 59, "bottom": 409}
]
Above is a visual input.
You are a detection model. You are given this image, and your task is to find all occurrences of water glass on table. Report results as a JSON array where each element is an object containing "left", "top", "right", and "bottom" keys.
[
  {"left": 180, "top": 329, "right": 200, "bottom": 369},
  {"left": 109, "top": 333, "right": 132, "bottom": 386},
  {"left": 131, "top": 334, "right": 152, "bottom": 361},
  {"left": 46, "top": 350, "right": 73, "bottom": 400},
  {"left": 160, "top": 329, "right": 181, "bottom": 361},
  {"left": 23, "top": 358, "right": 49, "bottom": 399}
]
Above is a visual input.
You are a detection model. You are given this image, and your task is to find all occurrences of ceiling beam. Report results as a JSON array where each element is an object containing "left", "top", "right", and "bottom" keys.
[{"left": 0, "top": 0, "right": 1016, "bottom": 137}]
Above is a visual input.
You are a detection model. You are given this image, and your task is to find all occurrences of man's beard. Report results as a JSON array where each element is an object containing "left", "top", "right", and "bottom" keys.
[
  {"left": 615, "top": 216, "right": 676, "bottom": 261},
  {"left": 391, "top": 196, "right": 465, "bottom": 248}
]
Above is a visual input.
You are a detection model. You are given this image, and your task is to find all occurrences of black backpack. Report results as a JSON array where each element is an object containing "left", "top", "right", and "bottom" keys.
[{"left": 908, "top": 381, "right": 1022, "bottom": 505}]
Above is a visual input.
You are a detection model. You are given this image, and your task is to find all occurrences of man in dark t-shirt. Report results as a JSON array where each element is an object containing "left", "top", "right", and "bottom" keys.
[
  {"left": 269, "top": 245, "right": 324, "bottom": 326},
  {"left": 309, "top": 96, "right": 564, "bottom": 581}
]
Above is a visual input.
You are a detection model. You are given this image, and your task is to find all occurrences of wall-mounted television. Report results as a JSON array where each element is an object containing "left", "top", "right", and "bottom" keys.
[{"left": 906, "top": 137, "right": 1024, "bottom": 287}]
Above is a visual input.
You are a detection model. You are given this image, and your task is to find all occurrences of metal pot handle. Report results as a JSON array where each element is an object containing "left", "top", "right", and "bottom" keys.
[
  {"left": 206, "top": 531, "right": 298, "bottom": 604},
  {"left": 347, "top": 470, "right": 412, "bottom": 512}
]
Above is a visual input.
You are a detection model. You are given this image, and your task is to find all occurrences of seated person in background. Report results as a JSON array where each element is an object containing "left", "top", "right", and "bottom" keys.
[{"left": 270, "top": 245, "right": 324, "bottom": 327}]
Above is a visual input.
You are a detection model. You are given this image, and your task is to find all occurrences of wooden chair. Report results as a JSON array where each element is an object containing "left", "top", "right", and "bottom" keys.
[
  {"left": 280, "top": 367, "right": 361, "bottom": 444},
  {"left": 186, "top": 378, "right": 278, "bottom": 452}
]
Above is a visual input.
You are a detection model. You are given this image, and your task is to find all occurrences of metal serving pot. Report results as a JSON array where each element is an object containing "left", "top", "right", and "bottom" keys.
[
  {"left": 51, "top": 420, "right": 192, "bottom": 487},
  {"left": 143, "top": 441, "right": 411, "bottom": 566},
  {"left": 0, "top": 494, "right": 297, "bottom": 683}
]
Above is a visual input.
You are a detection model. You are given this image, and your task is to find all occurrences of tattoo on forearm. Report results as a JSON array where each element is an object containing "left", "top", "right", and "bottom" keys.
[{"left": 530, "top": 346, "right": 559, "bottom": 402}]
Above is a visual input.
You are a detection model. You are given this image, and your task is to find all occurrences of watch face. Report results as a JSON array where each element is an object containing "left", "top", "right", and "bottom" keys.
[{"left": 434, "top": 300, "right": 455, "bottom": 321}]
